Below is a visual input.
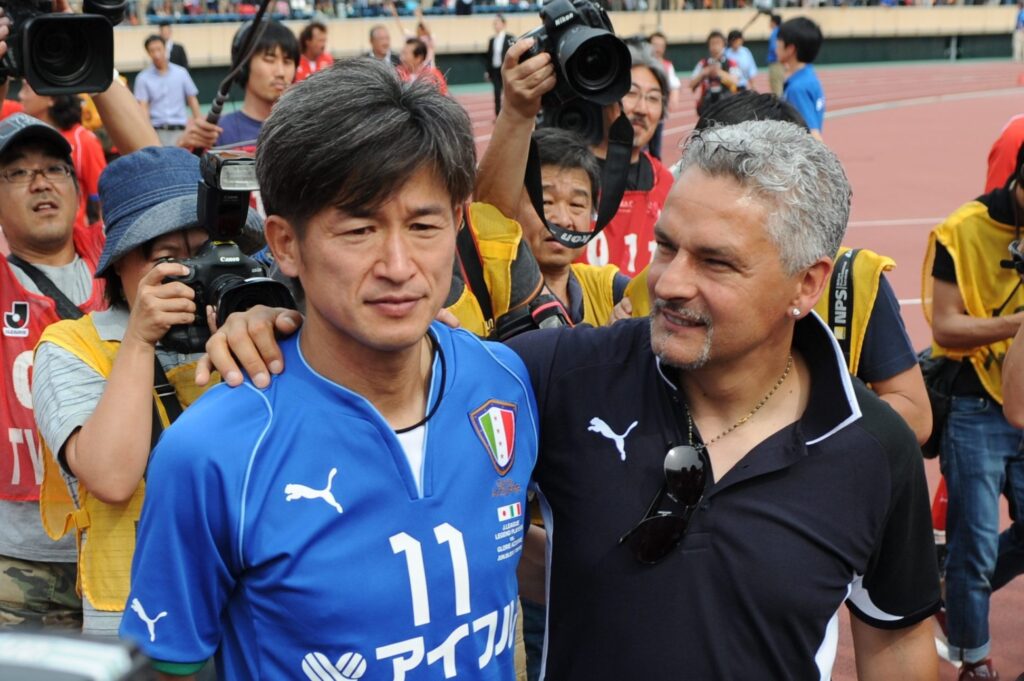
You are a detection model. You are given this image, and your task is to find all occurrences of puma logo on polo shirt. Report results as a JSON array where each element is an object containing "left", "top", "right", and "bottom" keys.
[{"left": 588, "top": 417, "right": 639, "bottom": 461}]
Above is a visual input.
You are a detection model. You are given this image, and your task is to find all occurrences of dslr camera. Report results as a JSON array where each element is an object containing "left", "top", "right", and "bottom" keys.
[
  {"left": 0, "top": 0, "right": 124, "bottom": 95},
  {"left": 161, "top": 151, "right": 296, "bottom": 354},
  {"left": 519, "top": 0, "right": 631, "bottom": 144}
]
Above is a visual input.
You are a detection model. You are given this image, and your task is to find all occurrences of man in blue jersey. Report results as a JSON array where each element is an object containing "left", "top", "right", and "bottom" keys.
[
  {"left": 778, "top": 17, "right": 825, "bottom": 139},
  {"left": 120, "top": 59, "right": 538, "bottom": 680}
]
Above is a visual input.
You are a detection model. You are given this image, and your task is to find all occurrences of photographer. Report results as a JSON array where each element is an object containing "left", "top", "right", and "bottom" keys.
[
  {"left": 924, "top": 140, "right": 1024, "bottom": 680},
  {"left": 32, "top": 147, "right": 244, "bottom": 636},
  {"left": 578, "top": 42, "right": 674, "bottom": 277},
  {"left": 475, "top": 36, "right": 629, "bottom": 326},
  {"left": 688, "top": 30, "right": 740, "bottom": 115}
]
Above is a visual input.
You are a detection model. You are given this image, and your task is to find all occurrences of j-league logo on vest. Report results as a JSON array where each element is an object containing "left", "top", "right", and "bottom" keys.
[
  {"left": 470, "top": 400, "right": 517, "bottom": 476},
  {"left": 3, "top": 302, "right": 30, "bottom": 338}
]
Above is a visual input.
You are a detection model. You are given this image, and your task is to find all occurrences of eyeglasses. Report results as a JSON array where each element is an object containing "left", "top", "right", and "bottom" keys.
[
  {"left": 0, "top": 165, "right": 73, "bottom": 185},
  {"left": 618, "top": 443, "right": 708, "bottom": 564},
  {"left": 622, "top": 88, "right": 664, "bottom": 109}
]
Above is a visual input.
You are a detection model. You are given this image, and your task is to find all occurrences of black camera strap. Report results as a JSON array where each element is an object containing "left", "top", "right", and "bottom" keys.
[
  {"left": 6, "top": 254, "right": 85, "bottom": 321},
  {"left": 150, "top": 357, "right": 184, "bottom": 451},
  {"left": 524, "top": 111, "right": 634, "bottom": 249},
  {"left": 456, "top": 223, "right": 495, "bottom": 334}
]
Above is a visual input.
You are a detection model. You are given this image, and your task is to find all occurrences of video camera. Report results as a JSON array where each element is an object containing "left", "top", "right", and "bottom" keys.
[
  {"left": 0, "top": 0, "right": 123, "bottom": 95},
  {"left": 519, "top": 0, "right": 631, "bottom": 144},
  {"left": 161, "top": 151, "right": 296, "bottom": 354}
]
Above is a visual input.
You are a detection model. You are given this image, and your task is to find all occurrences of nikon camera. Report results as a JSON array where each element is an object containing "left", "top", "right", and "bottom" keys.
[
  {"left": 161, "top": 151, "right": 296, "bottom": 355},
  {"left": 519, "top": 0, "right": 631, "bottom": 144},
  {"left": 0, "top": 0, "right": 124, "bottom": 95}
]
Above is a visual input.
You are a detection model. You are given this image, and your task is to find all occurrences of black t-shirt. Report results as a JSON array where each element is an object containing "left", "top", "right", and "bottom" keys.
[
  {"left": 858, "top": 274, "right": 917, "bottom": 383},
  {"left": 507, "top": 317, "right": 940, "bottom": 680},
  {"left": 597, "top": 153, "right": 654, "bottom": 192}
]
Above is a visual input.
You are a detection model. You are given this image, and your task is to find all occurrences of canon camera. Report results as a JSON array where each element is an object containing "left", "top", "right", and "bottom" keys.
[
  {"left": 0, "top": 0, "right": 124, "bottom": 95},
  {"left": 161, "top": 151, "right": 295, "bottom": 354},
  {"left": 519, "top": 0, "right": 631, "bottom": 143}
]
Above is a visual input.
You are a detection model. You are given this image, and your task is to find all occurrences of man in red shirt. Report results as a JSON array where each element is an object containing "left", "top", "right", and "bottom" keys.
[
  {"left": 295, "top": 21, "right": 333, "bottom": 82},
  {"left": 398, "top": 37, "right": 448, "bottom": 95}
]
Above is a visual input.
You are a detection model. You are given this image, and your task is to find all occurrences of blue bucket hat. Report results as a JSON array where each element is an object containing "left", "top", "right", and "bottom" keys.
[{"left": 95, "top": 146, "right": 263, "bottom": 277}]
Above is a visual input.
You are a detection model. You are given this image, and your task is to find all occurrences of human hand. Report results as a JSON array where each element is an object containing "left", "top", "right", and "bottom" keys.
[
  {"left": 435, "top": 307, "right": 460, "bottom": 329},
  {"left": 500, "top": 37, "right": 556, "bottom": 121},
  {"left": 609, "top": 297, "right": 633, "bottom": 324},
  {"left": 125, "top": 262, "right": 195, "bottom": 348},
  {"left": 0, "top": 8, "right": 10, "bottom": 63},
  {"left": 194, "top": 305, "right": 303, "bottom": 388},
  {"left": 178, "top": 117, "right": 222, "bottom": 151}
]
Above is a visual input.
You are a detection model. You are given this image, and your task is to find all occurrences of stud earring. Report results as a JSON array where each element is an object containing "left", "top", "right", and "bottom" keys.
[{"left": 791, "top": 308, "right": 801, "bottom": 317}]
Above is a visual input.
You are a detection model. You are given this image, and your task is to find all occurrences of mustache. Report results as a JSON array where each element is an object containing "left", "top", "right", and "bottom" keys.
[
  {"left": 630, "top": 115, "right": 649, "bottom": 130},
  {"left": 652, "top": 300, "right": 711, "bottom": 325}
]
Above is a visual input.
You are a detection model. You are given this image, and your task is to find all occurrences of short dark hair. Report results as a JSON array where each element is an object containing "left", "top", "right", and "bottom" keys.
[
  {"left": 144, "top": 34, "right": 165, "bottom": 50},
  {"left": 649, "top": 31, "right": 666, "bottom": 42},
  {"left": 778, "top": 17, "right": 823, "bottom": 64},
  {"left": 533, "top": 128, "right": 600, "bottom": 204},
  {"left": 49, "top": 95, "right": 83, "bottom": 131},
  {"left": 299, "top": 21, "right": 327, "bottom": 54},
  {"left": 707, "top": 30, "right": 725, "bottom": 44},
  {"left": 257, "top": 58, "right": 476, "bottom": 232},
  {"left": 695, "top": 91, "right": 807, "bottom": 132},
  {"left": 232, "top": 20, "right": 300, "bottom": 87},
  {"left": 727, "top": 29, "right": 743, "bottom": 44},
  {"left": 406, "top": 37, "right": 428, "bottom": 61},
  {"left": 770, "top": 13, "right": 782, "bottom": 26},
  {"left": 495, "top": 13, "right": 505, "bottom": 24}
]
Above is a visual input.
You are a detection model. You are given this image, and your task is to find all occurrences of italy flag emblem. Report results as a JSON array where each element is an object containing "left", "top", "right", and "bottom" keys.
[{"left": 470, "top": 400, "right": 518, "bottom": 475}]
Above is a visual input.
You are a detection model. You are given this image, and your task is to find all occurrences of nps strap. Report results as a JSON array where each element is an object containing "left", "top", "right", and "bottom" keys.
[
  {"left": 827, "top": 248, "right": 857, "bottom": 365},
  {"left": 524, "top": 112, "right": 635, "bottom": 249}
]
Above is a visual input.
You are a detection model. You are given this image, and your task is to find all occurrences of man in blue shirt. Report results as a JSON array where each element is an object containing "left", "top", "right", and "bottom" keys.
[
  {"left": 133, "top": 34, "right": 200, "bottom": 147},
  {"left": 778, "top": 17, "right": 825, "bottom": 139},
  {"left": 724, "top": 29, "right": 758, "bottom": 91},
  {"left": 120, "top": 59, "right": 538, "bottom": 680}
]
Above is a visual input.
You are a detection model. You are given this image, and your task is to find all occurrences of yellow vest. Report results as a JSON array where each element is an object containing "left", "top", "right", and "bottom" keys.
[
  {"left": 923, "top": 200, "right": 1023, "bottom": 403},
  {"left": 446, "top": 203, "right": 525, "bottom": 337},
  {"left": 37, "top": 314, "right": 211, "bottom": 611},
  {"left": 812, "top": 247, "right": 894, "bottom": 376},
  {"left": 626, "top": 247, "right": 893, "bottom": 375},
  {"left": 571, "top": 263, "right": 620, "bottom": 327}
]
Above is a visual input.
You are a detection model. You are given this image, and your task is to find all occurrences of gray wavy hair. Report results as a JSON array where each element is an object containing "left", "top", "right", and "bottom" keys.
[{"left": 677, "top": 120, "right": 851, "bottom": 274}]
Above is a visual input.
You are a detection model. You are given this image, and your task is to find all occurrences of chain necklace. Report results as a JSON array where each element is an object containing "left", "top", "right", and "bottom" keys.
[{"left": 686, "top": 354, "right": 793, "bottom": 449}]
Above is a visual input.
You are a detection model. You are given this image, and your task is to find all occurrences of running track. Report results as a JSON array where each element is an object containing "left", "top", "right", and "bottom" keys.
[{"left": 458, "top": 59, "right": 1024, "bottom": 680}]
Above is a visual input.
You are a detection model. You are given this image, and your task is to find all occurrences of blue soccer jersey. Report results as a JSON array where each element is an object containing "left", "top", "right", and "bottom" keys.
[
  {"left": 120, "top": 323, "right": 538, "bottom": 680},
  {"left": 783, "top": 64, "right": 825, "bottom": 132}
]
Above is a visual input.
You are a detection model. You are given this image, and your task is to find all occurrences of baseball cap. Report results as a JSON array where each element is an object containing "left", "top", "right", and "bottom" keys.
[
  {"left": 95, "top": 146, "right": 263, "bottom": 277},
  {"left": 0, "top": 113, "right": 72, "bottom": 163}
]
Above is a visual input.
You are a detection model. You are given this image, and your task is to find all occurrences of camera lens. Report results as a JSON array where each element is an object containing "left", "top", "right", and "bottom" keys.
[
  {"left": 30, "top": 22, "right": 93, "bottom": 86},
  {"left": 559, "top": 27, "right": 631, "bottom": 106},
  {"left": 572, "top": 44, "right": 615, "bottom": 92}
]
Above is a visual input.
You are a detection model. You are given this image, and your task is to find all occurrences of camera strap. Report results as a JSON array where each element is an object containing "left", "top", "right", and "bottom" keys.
[
  {"left": 456, "top": 223, "right": 495, "bottom": 334},
  {"left": 150, "top": 357, "right": 184, "bottom": 451},
  {"left": 524, "top": 112, "right": 634, "bottom": 249},
  {"left": 6, "top": 254, "right": 85, "bottom": 321}
]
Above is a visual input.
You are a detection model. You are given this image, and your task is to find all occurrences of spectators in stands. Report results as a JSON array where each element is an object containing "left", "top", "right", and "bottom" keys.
[
  {"left": 367, "top": 24, "right": 401, "bottom": 67},
  {"left": 17, "top": 83, "right": 106, "bottom": 228},
  {"left": 296, "top": 21, "right": 334, "bottom": 82},
  {"left": 689, "top": 30, "right": 740, "bottom": 115},
  {"left": 767, "top": 13, "right": 783, "bottom": 96},
  {"left": 578, "top": 43, "right": 674, "bottom": 277},
  {"left": 647, "top": 31, "right": 681, "bottom": 161},
  {"left": 216, "top": 20, "right": 298, "bottom": 149},
  {"left": 159, "top": 21, "right": 189, "bottom": 70},
  {"left": 778, "top": 17, "right": 825, "bottom": 139},
  {"left": 925, "top": 141, "right": 1024, "bottom": 681},
  {"left": 134, "top": 34, "right": 202, "bottom": 147},
  {"left": 725, "top": 29, "right": 757, "bottom": 90},
  {"left": 986, "top": 113, "right": 1024, "bottom": 192},
  {"left": 33, "top": 147, "right": 239, "bottom": 637},
  {"left": 485, "top": 14, "right": 509, "bottom": 117},
  {"left": 397, "top": 38, "right": 448, "bottom": 94}
]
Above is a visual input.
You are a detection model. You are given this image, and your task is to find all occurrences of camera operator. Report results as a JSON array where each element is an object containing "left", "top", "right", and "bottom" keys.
[
  {"left": 177, "top": 20, "right": 298, "bottom": 151},
  {"left": 924, "top": 140, "right": 1024, "bottom": 680},
  {"left": 576, "top": 42, "right": 675, "bottom": 278},
  {"left": 32, "top": 147, "right": 238, "bottom": 637},
  {"left": 475, "top": 36, "right": 629, "bottom": 326}
]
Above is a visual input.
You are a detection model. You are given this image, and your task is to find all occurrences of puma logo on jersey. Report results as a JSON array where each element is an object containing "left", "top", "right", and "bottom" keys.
[
  {"left": 130, "top": 598, "right": 167, "bottom": 642},
  {"left": 302, "top": 651, "right": 367, "bottom": 680},
  {"left": 588, "top": 417, "right": 638, "bottom": 461},
  {"left": 284, "top": 467, "right": 344, "bottom": 514}
]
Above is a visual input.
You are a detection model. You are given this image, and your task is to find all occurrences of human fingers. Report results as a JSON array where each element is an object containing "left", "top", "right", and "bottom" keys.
[{"left": 435, "top": 307, "right": 461, "bottom": 329}]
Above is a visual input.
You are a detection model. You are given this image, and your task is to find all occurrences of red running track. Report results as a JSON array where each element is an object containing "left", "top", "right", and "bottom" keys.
[{"left": 458, "top": 59, "right": 1024, "bottom": 680}]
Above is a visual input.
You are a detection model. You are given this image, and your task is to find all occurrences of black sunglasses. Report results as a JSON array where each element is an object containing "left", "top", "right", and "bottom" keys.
[{"left": 618, "top": 443, "right": 709, "bottom": 565}]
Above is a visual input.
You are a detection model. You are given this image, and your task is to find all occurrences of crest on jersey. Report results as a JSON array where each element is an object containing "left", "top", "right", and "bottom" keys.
[
  {"left": 470, "top": 400, "right": 517, "bottom": 476},
  {"left": 3, "top": 302, "right": 29, "bottom": 338}
]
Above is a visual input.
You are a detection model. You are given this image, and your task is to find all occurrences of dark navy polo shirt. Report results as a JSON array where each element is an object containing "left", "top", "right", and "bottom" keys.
[{"left": 508, "top": 314, "right": 940, "bottom": 680}]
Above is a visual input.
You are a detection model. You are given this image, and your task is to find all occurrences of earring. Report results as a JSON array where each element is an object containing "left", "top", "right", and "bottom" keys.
[{"left": 791, "top": 308, "right": 801, "bottom": 317}]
